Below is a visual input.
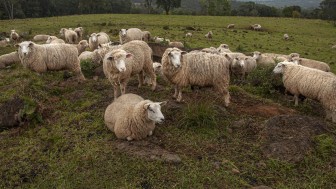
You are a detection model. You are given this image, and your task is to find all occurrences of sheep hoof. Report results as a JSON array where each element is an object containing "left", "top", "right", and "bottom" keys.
[{"left": 126, "top": 136, "right": 133, "bottom": 141}]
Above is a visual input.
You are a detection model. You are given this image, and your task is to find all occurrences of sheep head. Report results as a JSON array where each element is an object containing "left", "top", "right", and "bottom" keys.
[
  {"left": 167, "top": 48, "right": 187, "bottom": 68},
  {"left": 106, "top": 49, "right": 132, "bottom": 72},
  {"left": 273, "top": 62, "right": 289, "bottom": 74},
  {"left": 144, "top": 101, "right": 167, "bottom": 124},
  {"left": 17, "top": 41, "right": 34, "bottom": 58},
  {"left": 252, "top": 51, "right": 262, "bottom": 60},
  {"left": 119, "top": 29, "right": 127, "bottom": 37}
]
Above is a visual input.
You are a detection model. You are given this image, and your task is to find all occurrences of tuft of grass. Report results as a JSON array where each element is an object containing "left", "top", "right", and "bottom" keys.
[
  {"left": 314, "top": 134, "right": 335, "bottom": 160},
  {"left": 80, "top": 60, "right": 97, "bottom": 78}
]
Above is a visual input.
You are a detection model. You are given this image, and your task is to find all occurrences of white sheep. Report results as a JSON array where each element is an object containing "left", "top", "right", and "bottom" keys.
[
  {"left": 74, "top": 27, "right": 84, "bottom": 40},
  {"left": 103, "top": 40, "right": 156, "bottom": 100},
  {"left": 119, "top": 28, "right": 143, "bottom": 44},
  {"left": 46, "top": 36, "right": 65, "bottom": 44},
  {"left": 290, "top": 57, "right": 330, "bottom": 72},
  {"left": 0, "top": 38, "right": 10, "bottom": 47},
  {"left": 201, "top": 47, "right": 219, "bottom": 54},
  {"left": 283, "top": 33, "right": 289, "bottom": 40},
  {"left": 332, "top": 45, "right": 336, "bottom": 49},
  {"left": 230, "top": 56, "right": 257, "bottom": 80},
  {"left": 104, "top": 93, "right": 166, "bottom": 141},
  {"left": 169, "top": 41, "right": 184, "bottom": 48},
  {"left": 162, "top": 48, "right": 231, "bottom": 106},
  {"left": 10, "top": 30, "right": 20, "bottom": 44},
  {"left": 227, "top": 24, "right": 235, "bottom": 29},
  {"left": 153, "top": 36, "right": 170, "bottom": 43},
  {"left": 17, "top": 41, "right": 85, "bottom": 81},
  {"left": 185, "top": 32, "right": 192, "bottom": 37},
  {"left": 33, "top": 34, "right": 50, "bottom": 42},
  {"left": 252, "top": 24, "right": 262, "bottom": 31},
  {"left": 205, "top": 31, "right": 213, "bottom": 40},
  {"left": 253, "top": 51, "right": 276, "bottom": 66},
  {"left": 59, "top": 28, "right": 78, "bottom": 44},
  {"left": 144, "top": 62, "right": 164, "bottom": 85},
  {"left": 72, "top": 40, "right": 89, "bottom": 55},
  {"left": 273, "top": 62, "right": 336, "bottom": 122},
  {"left": 217, "top": 44, "right": 232, "bottom": 53},
  {"left": 0, "top": 51, "right": 20, "bottom": 68},
  {"left": 142, "top": 31, "right": 151, "bottom": 42},
  {"left": 89, "top": 32, "right": 110, "bottom": 51}
]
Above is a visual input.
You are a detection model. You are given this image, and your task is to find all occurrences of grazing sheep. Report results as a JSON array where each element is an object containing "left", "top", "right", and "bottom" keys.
[
  {"left": 17, "top": 41, "right": 85, "bottom": 81},
  {"left": 46, "top": 36, "right": 65, "bottom": 44},
  {"left": 145, "top": 62, "right": 164, "bottom": 85},
  {"left": 230, "top": 56, "right": 257, "bottom": 80},
  {"left": 33, "top": 34, "right": 50, "bottom": 42},
  {"left": 205, "top": 31, "right": 213, "bottom": 40},
  {"left": 72, "top": 40, "right": 89, "bottom": 55},
  {"left": 169, "top": 41, "right": 184, "bottom": 48},
  {"left": 0, "top": 51, "right": 20, "bottom": 68},
  {"left": 162, "top": 48, "right": 231, "bottom": 106},
  {"left": 273, "top": 62, "right": 336, "bottom": 122},
  {"left": 290, "top": 57, "right": 330, "bottom": 72},
  {"left": 89, "top": 32, "right": 110, "bottom": 51},
  {"left": 119, "top": 28, "right": 143, "bottom": 44},
  {"left": 227, "top": 24, "right": 235, "bottom": 29},
  {"left": 253, "top": 51, "right": 276, "bottom": 66},
  {"left": 185, "top": 32, "right": 192, "bottom": 37},
  {"left": 252, "top": 24, "right": 262, "bottom": 31},
  {"left": 104, "top": 93, "right": 166, "bottom": 141},
  {"left": 59, "top": 28, "right": 78, "bottom": 44},
  {"left": 10, "top": 30, "right": 20, "bottom": 43},
  {"left": 0, "top": 38, "right": 10, "bottom": 47},
  {"left": 283, "top": 33, "right": 289, "bottom": 40},
  {"left": 153, "top": 36, "right": 170, "bottom": 43},
  {"left": 217, "top": 44, "right": 232, "bottom": 53},
  {"left": 74, "top": 27, "right": 84, "bottom": 40},
  {"left": 103, "top": 40, "right": 156, "bottom": 100},
  {"left": 142, "top": 31, "right": 151, "bottom": 42}
]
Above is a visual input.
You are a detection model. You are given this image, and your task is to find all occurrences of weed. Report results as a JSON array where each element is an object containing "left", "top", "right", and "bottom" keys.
[{"left": 314, "top": 134, "right": 335, "bottom": 160}]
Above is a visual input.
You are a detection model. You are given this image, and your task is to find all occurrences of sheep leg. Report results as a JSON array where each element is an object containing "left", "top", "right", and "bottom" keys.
[
  {"left": 113, "top": 83, "right": 119, "bottom": 100},
  {"left": 149, "top": 71, "right": 157, "bottom": 91},
  {"left": 294, "top": 95, "right": 299, "bottom": 106},
  {"left": 223, "top": 89, "right": 230, "bottom": 107},
  {"left": 326, "top": 110, "right": 332, "bottom": 120},
  {"left": 176, "top": 87, "right": 183, "bottom": 102},
  {"left": 137, "top": 71, "right": 144, "bottom": 88},
  {"left": 148, "top": 131, "right": 153, "bottom": 136},
  {"left": 173, "top": 85, "right": 178, "bottom": 99},
  {"left": 126, "top": 136, "right": 133, "bottom": 141}
]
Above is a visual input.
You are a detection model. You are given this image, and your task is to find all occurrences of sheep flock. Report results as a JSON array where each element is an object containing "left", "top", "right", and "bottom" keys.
[{"left": 0, "top": 20, "right": 335, "bottom": 142}]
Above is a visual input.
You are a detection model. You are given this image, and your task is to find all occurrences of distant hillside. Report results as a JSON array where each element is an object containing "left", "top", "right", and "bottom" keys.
[{"left": 236, "top": 0, "right": 322, "bottom": 9}]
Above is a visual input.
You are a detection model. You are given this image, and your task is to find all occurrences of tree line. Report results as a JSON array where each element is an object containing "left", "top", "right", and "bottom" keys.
[{"left": 1, "top": 0, "right": 335, "bottom": 23}]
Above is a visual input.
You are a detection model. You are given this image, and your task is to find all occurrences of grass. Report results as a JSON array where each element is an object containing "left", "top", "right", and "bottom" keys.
[{"left": 0, "top": 14, "right": 336, "bottom": 188}]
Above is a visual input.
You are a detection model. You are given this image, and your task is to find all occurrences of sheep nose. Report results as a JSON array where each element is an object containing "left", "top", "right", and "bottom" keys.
[
  {"left": 160, "top": 118, "right": 165, "bottom": 122},
  {"left": 23, "top": 52, "right": 27, "bottom": 56}
]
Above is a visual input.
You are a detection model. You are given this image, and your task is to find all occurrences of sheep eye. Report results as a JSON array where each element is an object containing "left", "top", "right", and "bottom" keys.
[{"left": 148, "top": 107, "right": 155, "bottom": 113}]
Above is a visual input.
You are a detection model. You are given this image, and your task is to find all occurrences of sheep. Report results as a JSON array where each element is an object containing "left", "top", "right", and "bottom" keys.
[
  {"left": 0, "top": 38, "right": 10, "bottom": 47},
  {"left": 153, "top": 36, "right": 170, "bottom": 43},
  {"left": 142, "top": 31, "right": 151, "bottom": 42},
  {"left": 205, "top": 31, "right": 213, "bottom": 40},
  {"left": 74, "top": 27, "right": 84, "bottom": 40},
  {"left": 103, "top": 40, "right": 156, "bottom": 100},
  {"left": 332, "top": 45, "right": 336, "bottom": 49},
  {"left": 104, "top": 93, "right": 166, "bottom": 141},
  {"left": 253, "top": 51, "right": 276, "bottom": 66},
  {"left": 185, "top": 32, "right": 192, "bottom": 37},
  {"left": 0, "top": 51, "right": 20, "bottom": 68},
  {"left": 290, "top": 57, "right": 330, "bottom": 72},
  {"left": 217, "top": 44, "right": 232, "bottom": 53},
  {"left": 79, "top": 44, "right": 120, "bottom": 66},
  {"left": 162, "top": 48, "right": 231, "bottom": 106},
  {"left": 46, "top": 36, "right": 65, "bottom": 44},
  {"left": 283, "top": 33, "right": 289, "bottom": 40},
  {"left": 17, "top": 41, "right": 85, "bottom": 81},
  {"left": 201, "top": 47, "right": 219, "bottom": 54},
  {"left": 10, "top": 30, "right": 20, "bottom": 43},
  {"left": 222, "top": 52, "right": 246, "bottom": 61},
  {"left": 73, "top": 40, "right": 89, "bottom": 55},
  {"left": 169, "top": 41, "right": 184, "bottom": 48},
  {"left": 227, "top": 24, "right": 235, "bottom": 29},
  {"left": 119, "top": 28, "right": 143, "bottom": 44},
  {"left": 89, "top": 32, "right": 110, "bottom": 50},
  {"left": 144, "top": 62, "right": 164, "bottom": 85},
  {"left": 230, "top": 56, "right": 257, "bottom": 80},
  {"left": 59, "top": 28, "right": 78, "bottom": 44},
  {"left": 33, "top": 34, "right": 50, "bottom": 42},
  {"left": 251, "top": 24, "right": 262, "bottom": 31},
  {"left": 273, "top": 62, "right": 336, "bottom": 122}
]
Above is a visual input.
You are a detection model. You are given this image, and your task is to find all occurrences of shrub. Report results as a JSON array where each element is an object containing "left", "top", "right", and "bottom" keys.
[{"left": 80, "top": 59, "right": 97, "bottom": 78}]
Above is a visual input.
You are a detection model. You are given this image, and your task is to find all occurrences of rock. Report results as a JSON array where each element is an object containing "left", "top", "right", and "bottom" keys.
[{"left": 0, "top": 97, "right": 24, "bottom": 130}]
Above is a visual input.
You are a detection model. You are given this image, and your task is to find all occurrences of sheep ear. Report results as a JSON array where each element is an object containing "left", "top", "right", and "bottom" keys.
[
  {"left": 225, "top": 54, "right": 232, "bottom": 60},
  {"left": 126, "top": 53, "right": 132, "bottom": 58},
  {"left": 98, "top": 44, "right": 102, "bottom": 49},
  {"left": 181, "top": 51, "right": 187, "bottom": 55},
  {"left": 245, "top": 57, "right": 248, "bottom": 60},
  {"left": 107, "top": 56, "right": 114, "bottom": 61},
  {"left": 235, "top": 57, "right": 238, "bottom": 60},
  {"left": 28, "top": 42, "right": 34, "bottom": 47},
  {"left": 97, "top": 34, "right": 101, "bottom": 37},
  {"left": 15, "top": 44, "right": 19, "bottom": 48},
  {"left": 144, "top": 103, "right": 151, "bottom": 110},
  {"left": 159, "top": 101, "right": 167, "bottom": 106}
]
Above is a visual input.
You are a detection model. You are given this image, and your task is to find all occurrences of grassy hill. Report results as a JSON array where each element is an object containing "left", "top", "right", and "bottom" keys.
[{"left": 0, "top": 14, "right": 336, "bottom": 188}]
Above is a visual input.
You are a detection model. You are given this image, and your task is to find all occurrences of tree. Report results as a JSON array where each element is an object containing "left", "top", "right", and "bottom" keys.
[
  {"left": 2, "top": 0, "right": 16, "bottom": 19},
  {"left": 144, "top": 0, "right": 154, "bottom": 14},
  {"left": 320, "top": 0, "right": 336, "bottom": 25},
  {"left": 282, "top": 6, "right": 301, "bottom": 17},
  {"left": 156, "top": 0, "right": 181, "bottom": 15},
  {"left": 199, "top": 0, "right": 230, "bottom": 16}
]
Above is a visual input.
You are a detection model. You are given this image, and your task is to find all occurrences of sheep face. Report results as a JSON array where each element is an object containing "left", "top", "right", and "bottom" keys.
[
  {"left": 153, "top": 63, "right": 162, "bottom": 73},
  {"left": 273, "top": 62, "right": 286, "bottom": 74},
  {"left": 59, "top": 28, "right": 66, "bottom": 36},
  {"left": 5, "top": 38, "right": 10, "bottom": 42},
  {"left": 233, "top": 57, "right": 246, "bottom": 68},
  {"left": 107, "top": 50, "right": 132, "bottom": 72},
  {"left": 289, "top": 53, "right": 300, "bottom": 58},
  {"left": 120, "top": 29, "right": 127, "bottom": 37},
  {"left": 17, "top": 41, "right": 34, "bottom": 57},
  {"left": 253, "top": 51, "right": 262, "bottom": 60},
  {"left": 46, "top": 36, "right": 57, "bottom": 44},
  {"left": 90, "top": 33, "right": 98, "bottom": 42},
  {"left": 168, "top": 49, "right": 186, "bottom": 68},
  {"left": 144, "top": 101, "right": 167, "bottom": 124},
  {"left": 291, "top": 57, "right": 302, "bottom": 65},
  {"left": 79, "top": 40, "right": 89, "bottom": 48},
  {"left": 220, "top": 44, "right": 229, "bottom": 49}
]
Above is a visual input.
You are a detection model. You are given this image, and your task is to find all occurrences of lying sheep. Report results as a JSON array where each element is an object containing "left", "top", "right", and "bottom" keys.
[
  {"left": 230, "top": 56, "right": 257, "bottom": 80},
  {"left": 59, "top": 28, "right": 78, "bottom": 44},
  {"left": 119, "top": 28, "right": 143, "bottom": 44},
  {"left": 104, "top": 93, "right": 166, "bottom": 140},
  {"left": 291, "top": 57, "right": 330, "bottom": 72},
  {"left": 153, "top": 36, "right": 170, "bottom": 43},
  {"left": 332, "top": 45, "right": 336, "bottom": 49},
  {"left": 283, "top": 33, "right": 289, "bottom": 40},
  {"left": 162, "top": 48, "right": 231, "bottom": 106},
  {"left": 72, "top": 40, "right": 89, "bottom": 55},
  {"left": 273, "top": 62, "right": 336, "bottom": 122},
  {"left": 46, "top": 36, "right": 65, "bottom": 44},
  {"left": 142, "top": 31, "right": 151, "bottom": 42},
  {"left": 205, "top": 31, "right": 213, "bottom": 40},
  {"left": 253, "top": 51, "right": 276, "bottom": 66},
  {"left": 74, "top": 27, "right": 84, "bottom": 40},
  {"left": 0, "top": 38, "right": 10, "bottom": 47},
  {"left": 217, "top": 44, "right": 232, "bottom": 53},
  {"left": 227, "top": 24, "right": 235, "bottom": 29},
  {"left": 169, "top": 41, "right": 184, "bottom": 48},
  {"left": 33, "top": 34, "right": 50, "bottom": 42},
  {"left": 89, "top": 32, "right": 110, "bottom": 50},
  {"left": 17, "top": 41, "right": 85, "bottom": 81},
  {"left": 103, "top": 40, "right": 156, "bottom": 100},
  {"left": 10, "top": 30, "right": 20, "bottom": 43},
  {"left": 79, "top": 44, "right": 120, "bottom": 66},
  {"left": 185, "top": 32, "right": 192, "bottom": 37},
  {"left": 0, "top": 51, "right": 20, "bottom": 68},
  {"left": 251, "top": 24, "right": 262, "bottom": 31}
]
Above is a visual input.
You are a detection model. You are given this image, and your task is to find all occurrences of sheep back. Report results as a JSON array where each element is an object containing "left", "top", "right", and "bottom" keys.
[{"left": 0, "top": 52, "right": 20, "bottom": 68}]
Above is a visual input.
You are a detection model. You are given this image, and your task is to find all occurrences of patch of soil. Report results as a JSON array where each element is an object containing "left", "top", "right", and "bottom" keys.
[
  {"left": 260, "top": 115, "right": 327, "bottom": 163},
  {"left": 0, "top": 97, "right": 24, "bottom": 130},
  {"left": 114, "top": 140, "right": 181, "bottom": 164}
]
